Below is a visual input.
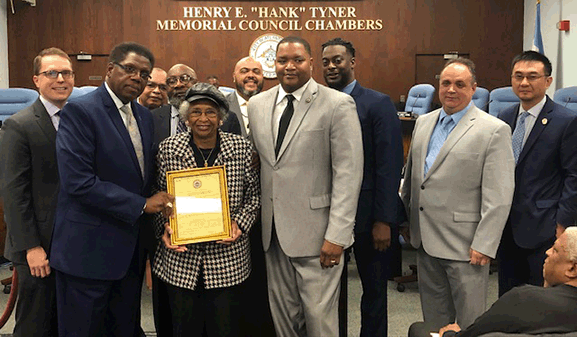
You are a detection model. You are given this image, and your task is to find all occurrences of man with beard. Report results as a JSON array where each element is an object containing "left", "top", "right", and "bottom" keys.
[
  {"left": 322, "top": 37, "right": 405, "bottom": 337},
  {"left": 227, "top": 57, "right": 265, "bottom": 138},
  {"left": 152, "top": 64, "right": 240, "bottom": 147},
  {"left": 137, "top": 67, "right": 168, "bottom": 110}
]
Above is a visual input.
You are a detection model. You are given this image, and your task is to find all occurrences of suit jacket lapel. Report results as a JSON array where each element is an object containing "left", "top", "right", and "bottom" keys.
[
  {"left": 262, "top": 87, "right": 278, "bottom": 164},
  {"left": 33, "top": 99, "right": 57, "bottom": 145},
  {"left": 517, "top": 97, "right": 554, "bottom": 165},
  {"left": 276, "top": 80, "right": 318, "bottom": 161},
  {"left": 424, "top": 106, "right": 476, "bottom": 181},
  {"left": 101, "top": 87, "right": 142, "bottom": 179},
  {"left": 228, "top": 94, "right": 247, "bottom": 137}
]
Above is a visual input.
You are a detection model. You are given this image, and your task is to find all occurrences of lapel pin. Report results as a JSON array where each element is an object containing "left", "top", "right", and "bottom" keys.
[
  {"left": 542, "top": 118, "right": 548, "bottom": 125},
  {"left": 306, "top": 97, "right": 311, "bottom": 103}
]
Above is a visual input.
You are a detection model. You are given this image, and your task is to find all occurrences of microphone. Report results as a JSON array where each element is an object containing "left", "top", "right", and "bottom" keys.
[
  {"left": 405, "top": 93, "right": 421, "bottom": 117},
  {"left": 481, "top": 99, "right": 493, "bottom": 113}
]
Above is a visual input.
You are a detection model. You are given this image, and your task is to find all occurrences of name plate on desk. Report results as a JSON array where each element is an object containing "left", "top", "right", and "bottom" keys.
[{"left": 166, "top": 166, "right": 231, "bottom": 245}]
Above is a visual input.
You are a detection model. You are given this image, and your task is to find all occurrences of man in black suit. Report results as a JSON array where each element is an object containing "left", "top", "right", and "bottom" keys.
[
  {"left": 152, "top": 64, "right": 241, "bottom": 147},
  {"left": 0, "top": 47, "right": 74, "bottom": 337},
  {"left": 497, "top": 51, "right": 577, "bottom": 296},
  {"left": 322, "top": 38, "right": 405, "bottom": 337},
  {"left": 226, "top": 56, "right": 264, "bottom": 138}
]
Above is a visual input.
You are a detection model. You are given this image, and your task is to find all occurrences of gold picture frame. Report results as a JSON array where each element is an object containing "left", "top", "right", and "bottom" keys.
[{"left": 166, "top": 166, "right": 231, "bottom": 245}]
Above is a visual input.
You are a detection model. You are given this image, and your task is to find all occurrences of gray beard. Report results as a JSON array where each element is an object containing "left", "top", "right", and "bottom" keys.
[{"left": 169, "top": 96, "right": 183, "bottom": 108}]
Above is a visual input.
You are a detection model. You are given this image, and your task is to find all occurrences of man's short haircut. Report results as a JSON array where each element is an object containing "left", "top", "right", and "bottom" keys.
[
  {"left": 277, "top": 36, "right": 312, "bottom": 57},
  {"left": 564, "top": 227, "right": 577, "bottom": 262},
  {"left": 33, "top": 47, "right": 72, "bottom": 75},
  {"left": 444, "top": 57, "right": 477, "bottom": 84},
  {"left": 321, "top": 38, "right": 355, "bottom": 58},
  {"left": 108, "top": 42, "right": 155, "bottom": 69},
  {"left": 511, "top": 51, "right": 552, "bottom": 77}
]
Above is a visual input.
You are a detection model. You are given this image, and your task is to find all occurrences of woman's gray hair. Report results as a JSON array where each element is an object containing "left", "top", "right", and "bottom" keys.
[
  {"left": 179, "top": 82, "right": 229, "bottom": 122},
  {"left": 564, "top": 227, "right": 577, "bottom": 262}
]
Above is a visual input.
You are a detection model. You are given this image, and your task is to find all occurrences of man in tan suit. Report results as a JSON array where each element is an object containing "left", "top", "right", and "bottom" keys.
[
  {"left": 401, "top": 58, "right": 515, "bottom": 330},
  {"left": 247, "top": 36, "right": 363, "bottom": 337}
]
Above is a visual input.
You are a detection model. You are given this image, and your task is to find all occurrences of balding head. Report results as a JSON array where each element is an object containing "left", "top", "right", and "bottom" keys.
[
  {"left": 138, "top": 67, "right": 168, "bottom": 109},
  {"left": 233, "top": 57, "right": 264, "bottom": 100},
  {"left": 544, "top": 227, "right": 577, "bottom": 287},
  {"left": 167, "top": 64, "right": 198, "bottom": 106}
]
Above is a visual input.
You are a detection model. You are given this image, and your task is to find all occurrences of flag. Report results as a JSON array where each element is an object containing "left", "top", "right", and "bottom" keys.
[{"left": 532, "top": 0, "right": 544, "bottom": 54}]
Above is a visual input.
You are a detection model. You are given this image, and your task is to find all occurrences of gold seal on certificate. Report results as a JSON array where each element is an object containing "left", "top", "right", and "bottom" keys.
[{"left": 166, "top": 166, "right": 231, "bottom": 245}]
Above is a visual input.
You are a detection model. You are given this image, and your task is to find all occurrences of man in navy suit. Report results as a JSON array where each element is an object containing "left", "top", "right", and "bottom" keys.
[
  {"left": 322, "top": 38, "right": 405, "bottom": 337},
  {"left": 50, "top": 42, "right": 174, "bottom": 336},
  {"left": 497, "top": 51, "right": 577, "bottom": 297}
]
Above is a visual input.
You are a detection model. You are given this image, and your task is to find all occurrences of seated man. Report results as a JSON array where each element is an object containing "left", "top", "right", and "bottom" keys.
[{"left": 409, "top": 226, "right": 577, "bottom": 337}]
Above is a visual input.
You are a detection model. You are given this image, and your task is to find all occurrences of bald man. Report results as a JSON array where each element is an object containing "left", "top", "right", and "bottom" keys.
[
  {"left": 152, "top": 64, "right": 241, "bottom": 147},
  {"left": 226, "top": 57, "right": 265, "bottom": 138}
]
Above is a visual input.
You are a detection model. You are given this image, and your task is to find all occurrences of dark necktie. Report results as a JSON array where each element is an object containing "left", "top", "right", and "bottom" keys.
[
  {"left": 176, "top": 119, "right": 187, "bottom": 134},
  {"left": 275, "top": 94, "right": 295, "bottom": 157}
]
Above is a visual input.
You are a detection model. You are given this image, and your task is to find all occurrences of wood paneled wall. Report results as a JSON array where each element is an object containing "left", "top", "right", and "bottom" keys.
[{"left": 8, "top": 0, "right": 523, "bottom": 102}]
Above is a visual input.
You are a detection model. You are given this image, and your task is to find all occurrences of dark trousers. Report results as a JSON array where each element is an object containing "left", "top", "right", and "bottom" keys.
[
  {"left": 13, "top": 263, "right": 58, "bottom": 337},
  {"left": 165, "top": 281, "right": 243, "bottom": 337},
  {"left": 54, "top": 248, "right": 142, "bottom": 337},
  {"left": 408, "top": 322, "right": 446, "bottom": 337},
  {"left": 497, "top": 224, "right": 554, "bottom": 297},
  {"left": 353, "top": 230, "right": 394, "bottom": 337}
]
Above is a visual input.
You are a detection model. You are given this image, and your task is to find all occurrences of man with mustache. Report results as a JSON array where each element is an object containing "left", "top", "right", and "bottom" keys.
[
  {"left": 322, "top": 37, "right": 405, "bottom": 337},
  {"left": 401, "top": 58, "right": 515, "bottom": 331},
  {"left": 227, "top": 56, "right": 264, "bottom": 138},
  {"left": 152, "top": 64, "right": 240, "bottom": 147},
  {"left": 137, "top": 67, "right": 168, "bottom": 110}
]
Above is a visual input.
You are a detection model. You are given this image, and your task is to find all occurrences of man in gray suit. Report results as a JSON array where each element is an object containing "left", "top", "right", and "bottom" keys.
[
  {"left": 0, "top": 47, "right": 74, "bottom": 337},
  {"left": 226, "top": 56, "right": 264, "bottom": 137},
  {"left": 247, "top": 36, "right": 363, "bottom": 337},
  {"left": 401, "top": 58, "right": 515, "bottom": 330}
]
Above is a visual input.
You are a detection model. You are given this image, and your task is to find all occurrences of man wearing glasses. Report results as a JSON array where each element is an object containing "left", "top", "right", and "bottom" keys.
[
  {"left": 0, "top": 47, "right": 73, "bottom": 337},
  {"left": 497, "top": 50, "right": 577, "bottom": 297},
  {"left": 138, "top": 67, "right": 168, "bottom": 110},
  {"left": 49, "top": 42, "right": 174, "bottom": 336},
  {"left": 152, "top": 63, "right": 241, "bottom": 147}
]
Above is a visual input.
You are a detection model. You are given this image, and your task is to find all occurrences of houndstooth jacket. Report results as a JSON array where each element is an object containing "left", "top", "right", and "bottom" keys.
[{"left": 153, "top": 130, "right": 260, "bottom": 290}]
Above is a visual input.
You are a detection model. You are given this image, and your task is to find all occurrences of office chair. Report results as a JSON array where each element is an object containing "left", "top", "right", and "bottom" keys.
[
  {"left": 472, "top": 87, "right": 490, "bottom": 112},
  {"left": 0, "top": 88, "right": 39, "bottom": 123},
  {"left": 488, "top": 87, "right": 519, "bottom": 117},
  {"left": 405, "top": 84, "right": 435, "bottom": 115},
  {"left": 218, "top": 86, "right": 235, "bottom": 95},
  {"left": 553, "top": 86, "right": 577, "bottom": 112}
]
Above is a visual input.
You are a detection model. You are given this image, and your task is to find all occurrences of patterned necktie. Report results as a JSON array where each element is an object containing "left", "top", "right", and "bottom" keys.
[
  {"left": 120, "top": 105, "right": 145, "bottom": 177},
  {"left": 424, "top": 116, "right": 454, "bottom": 177},
  {"left": 275, "top": 94, "right": 295, "bottom": 157},
  {"left": 512, "top": 111, "right": 529, "bottom": 164},
  {"left": 176, "top": 119, "right": 187, "bottom": 134}
]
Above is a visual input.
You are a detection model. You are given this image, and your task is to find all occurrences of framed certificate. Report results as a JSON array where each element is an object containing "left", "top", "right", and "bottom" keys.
[{"left": 166, "top": 166, "right": 231, "bottom": 245}]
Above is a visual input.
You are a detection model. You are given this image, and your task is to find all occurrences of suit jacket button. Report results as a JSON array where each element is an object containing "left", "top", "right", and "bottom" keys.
[
  {"left": 419, "top": 207, "right": 424, "bottom": 211},
  {"left": 421, "top": 185, "right": 425, "bottom": 190}
]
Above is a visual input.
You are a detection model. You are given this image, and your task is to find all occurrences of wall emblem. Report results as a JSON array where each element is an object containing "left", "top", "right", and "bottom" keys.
[{"left": 249, "top": 33, "right": 284, "bottom": 79}]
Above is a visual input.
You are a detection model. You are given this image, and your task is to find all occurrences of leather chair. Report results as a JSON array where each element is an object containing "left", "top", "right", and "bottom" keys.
[
  {"left": 472, "top": 87, "right": 490, "bottom": 112},
  {"left": 553, "top": 86, "right": 577, "bottom": 112},
  {"left": 0, "top": 88, "right": 39, "bottom": 123},
  {"left": 405, "top": 84, "right": 435, "bottom": 115},
  {"left": 488, "top": 87, "right": 519, "bottom": 117}
]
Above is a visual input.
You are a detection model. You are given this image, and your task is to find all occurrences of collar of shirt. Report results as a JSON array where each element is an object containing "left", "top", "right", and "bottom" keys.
[
  {"left": 342, "top": 79, "right": 357, "bottom": 95},
  {"left": 38, "top": 94, "right": 62, "bottom": 118},
  {"left": 275, "top": 78, "right": 311, "bottom": 106},
  {"left": 519, "top": 95, "right": 547, "bottom": 118},
  {"left": 170, "top": 105, "right": 179, "bottom": 119},
  {"left": 439, "top": 101, "right": 471, "bottom": 127},
  {"left": 104, "top": 81, "right": 128, "bottom": 111},
  {"left": 235, "top": 91, "right": 247, "bottom": 108}
]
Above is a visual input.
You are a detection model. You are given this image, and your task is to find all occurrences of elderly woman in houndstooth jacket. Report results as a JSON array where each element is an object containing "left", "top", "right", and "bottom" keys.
[{"left": 153, "top": 82, "right": 260, "bottom": 337}]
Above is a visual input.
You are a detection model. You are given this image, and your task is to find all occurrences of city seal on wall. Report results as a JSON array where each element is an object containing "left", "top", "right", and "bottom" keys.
[{"left": 249, "top": 33, "right": 284, "bottom": 79}]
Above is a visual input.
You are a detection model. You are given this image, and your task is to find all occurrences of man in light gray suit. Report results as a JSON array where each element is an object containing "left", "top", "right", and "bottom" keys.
[
  {"left": 401, "top": 58, "right": 515, "bottom": 330},
  {"left": 226, "top": 56, "right": 264, "bottom": 137},
  {"left": 247, "top": 36, "right": 364, "bottom": 337}
]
